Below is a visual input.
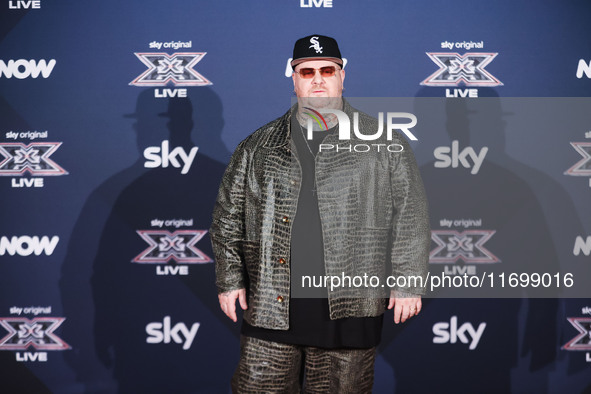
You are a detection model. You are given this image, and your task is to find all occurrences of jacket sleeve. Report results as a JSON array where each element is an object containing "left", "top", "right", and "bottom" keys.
[
  {"left": 389, "top": 136, "right": 431, "bottom": 296},
  {"left": 210, "top": 139, "right": 250, "bottom": 294}
]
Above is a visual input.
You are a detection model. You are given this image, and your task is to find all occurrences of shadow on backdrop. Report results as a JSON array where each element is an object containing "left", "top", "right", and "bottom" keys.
[
  {"left": 60, "top": 88, "right": 236, "bottom": 393},
  {"left": 376, "top": 89, "right": 578, "bottom": 393}
]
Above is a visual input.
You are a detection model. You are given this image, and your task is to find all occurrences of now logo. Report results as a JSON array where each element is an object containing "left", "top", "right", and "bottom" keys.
[
  {"left": 0, "top": 235, "right": 59, "bottom": 256},
  {"left": 0, "top": 59, "right": 56, "bottom": 79},
  {"left": 576, "top": 59, "right": 591, "bottom": 79},
  {"left": 573, "top": 235, "right": 591, "bottom": 256}
]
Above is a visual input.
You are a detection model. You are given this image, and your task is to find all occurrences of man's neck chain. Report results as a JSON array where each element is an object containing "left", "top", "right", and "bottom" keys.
[
  {"left": 295, "top": 120, "right": 319, "bottom": 196},
  {"left": 296, "top": 120, "right": 316, "bottom": 159}
]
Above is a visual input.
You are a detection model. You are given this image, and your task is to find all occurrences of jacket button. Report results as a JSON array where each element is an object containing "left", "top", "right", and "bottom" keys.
[
  {"left": 278, "top": 258, "right": 286, "bottom": 264},
  {"left": 277, "top": 295, "right": 284, "bottom": 303},
  {"left": 281, "top": 216, "right": 289, "bottom": 223},
  {"left": 290, "top": 180, "right": 296, "bottom": 185}
]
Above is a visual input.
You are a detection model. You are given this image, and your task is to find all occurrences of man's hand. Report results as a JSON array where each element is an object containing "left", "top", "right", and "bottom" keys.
[
  {"left": 388, "top": 290, "right": 421, "bottom": 324},
  {"left": 219, "top": 289, "right": 248, "bottom": 322}
]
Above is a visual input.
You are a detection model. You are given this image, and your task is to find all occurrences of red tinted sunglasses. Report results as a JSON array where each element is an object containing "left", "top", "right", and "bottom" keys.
[{"left": 295, "top": 66, "right": 337, "bottom": 79}]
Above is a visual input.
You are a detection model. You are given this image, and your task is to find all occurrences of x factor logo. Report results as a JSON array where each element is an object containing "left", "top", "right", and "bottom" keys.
[
  {"left": 0, "top": 317, "right": 70, "bottom": 351},
  {"left": 421, "top": 52, "right": 503, "bottom": 87},
  {"left": 430, "top": 230, "right": 499, "bottom": 264},
  {"left": 0, "top": 142, "right": 67, "bottom": 176},
  {"left": 562, "top": 318, "right": 591, "bottom": 351},
  {"left": 565, "top": 142, "right": 591, "bottom": 176},
  {"left": 133, "top": 230, "right": 212, "bottom": 264},
  {"left": 129, "top": 52, "right": 212, "bottom": 87}
]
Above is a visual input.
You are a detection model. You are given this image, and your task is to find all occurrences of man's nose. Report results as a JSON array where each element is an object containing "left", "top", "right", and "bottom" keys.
[{"left": 312, "top": 70, "right": 325, "bottom": 84}]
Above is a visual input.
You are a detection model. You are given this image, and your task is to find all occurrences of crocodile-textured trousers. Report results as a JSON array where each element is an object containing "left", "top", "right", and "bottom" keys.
[{"left": 231, "top": 336, "right": 376, "bottom": 393}]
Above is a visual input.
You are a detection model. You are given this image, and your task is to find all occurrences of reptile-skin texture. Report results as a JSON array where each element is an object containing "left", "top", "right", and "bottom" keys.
[
  {"left": 231, "top": 336, "right": 375, "bottom": 393},
  {"left": 210, "top": 100, "right": 430, "bottom": 330}
]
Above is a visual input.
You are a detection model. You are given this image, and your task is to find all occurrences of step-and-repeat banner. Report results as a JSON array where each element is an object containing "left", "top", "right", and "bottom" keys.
[{"left": 1, "top": 1, "right": 590, "bottom": 393}]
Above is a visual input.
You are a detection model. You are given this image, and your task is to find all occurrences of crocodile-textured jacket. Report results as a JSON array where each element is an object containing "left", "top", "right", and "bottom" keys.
[{"left": 210, "top": 101, "right": 430, "bottom": 330}]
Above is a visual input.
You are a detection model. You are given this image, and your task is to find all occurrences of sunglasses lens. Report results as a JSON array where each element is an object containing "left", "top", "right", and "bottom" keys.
[
  {"left": 297, "top": 66, "right": 337, "bottom": 78},
  {"left": 299, "top": 68, "right": 315, "bottom": 78},
  {"left": 320, "top": 67, "right": 336, "bottom": 77}
]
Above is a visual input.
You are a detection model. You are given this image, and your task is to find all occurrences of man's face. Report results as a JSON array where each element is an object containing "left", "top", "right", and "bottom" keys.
[{"left": 292, "top": 60, "right": 345, "bottom": 102}]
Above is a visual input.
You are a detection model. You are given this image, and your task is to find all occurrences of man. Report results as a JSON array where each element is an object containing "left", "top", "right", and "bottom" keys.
[{"left": 210, "top": 34, "right": 430, "bottom": 393}]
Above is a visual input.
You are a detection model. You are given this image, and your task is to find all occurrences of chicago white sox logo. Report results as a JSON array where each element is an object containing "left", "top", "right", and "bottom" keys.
[{"left": 309, "top": 37, "right": 323, "bottom": 54}]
